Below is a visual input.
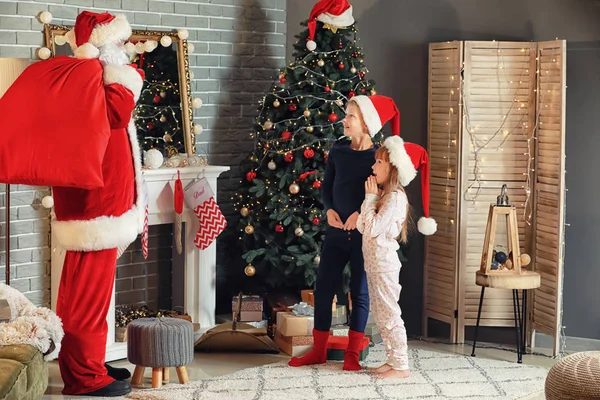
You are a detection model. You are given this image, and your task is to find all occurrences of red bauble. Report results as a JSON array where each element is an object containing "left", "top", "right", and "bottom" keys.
[
  {"left": 359, "top": 72, "right": 365, "bottom": 79},
  {"left": 324, "top": 151, "right": 329, "bottom": 160},
  {"left": 353, "top": 52, "right": 359, "bottom": 58},
  {"left": 328, "top": 113, "right": 339, "bottom": 123},
  {"left": 147, "top": 122, "right": 154, "bottom": 130},
  {"left": 288, "top": 103, "right": 297, "bottom": 111},
  {"left": 280, "top": 76, "right": 286, "bottom": 84},
  {"left": 281, "top": 131, "right": 292, "bottom": 141},
  {"left": 324, "top": 86, "right": 331, "bottom": 92},
  {"left": 246, "top": 171, "right": 257, "bottom": 182},
  {"left": 348, "top": 91, "right": 356, "bottom": 98},
  {"left": 338, "top": 44, "right": 343, "bottom": 49},
  {"left": 312, "top": 180, "right": 322, "bottom": 189},
  {"left": 284, "top": 153, "right": 294, "bottom": 163},
  {"left": 338, "top": 63, "right": 345, "bottom": 70},
  {"left": 303, "top": 148, "right": 315, "bottom": 159},
  {"left": 275, "top": 224, "right": 284, "bottom": 233},
  {"left": 361, "top": 88, "right": 366, "bottom": 94},
  {"left": 312, "top": 217, "right": 320, "bottom": 225},
  {"left": 153, "top": 95, "right": 161, "bottom": 103}
]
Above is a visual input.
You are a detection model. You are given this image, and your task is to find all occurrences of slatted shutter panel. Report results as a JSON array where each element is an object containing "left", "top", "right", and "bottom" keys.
[
  {"left": 531, "top": 40, "right": 567, "bottom": 356},
  {"left": 423, "top": 42, "right": 462, "bottom": 341}
]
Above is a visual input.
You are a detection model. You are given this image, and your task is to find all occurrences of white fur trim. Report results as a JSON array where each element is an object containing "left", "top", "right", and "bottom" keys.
[
  {"left": 52, "top": 206, "right": 139, "bottom": 251},
  {"left": 103, "top": 64, "right": 144, "bottom": 101},
  {"left": 418, "top": 217, "right": 437, "bottom": 235},
  {"left": 98, "top": 42, "right": 130, "bottom": 67},
  {"left": 127, "top": 119, "right": 146, "bottom": 235},
  {"left": 88, "top": 14, "right": 132, "bottom": 48},
  {"left": 73, "top": 42, "right": 99, "bottom": 59},
  {"left": 0, "top": 284, "right": 64, "bottom": 361},
  {"left": 349, "top": 95, "right": 381, "bottom": 137},
  {"left": 384, "top": 136, "right": 417, "bottom": 186},
  {"left": 317, "top": 5, "right": 355, "bottom": 27}
]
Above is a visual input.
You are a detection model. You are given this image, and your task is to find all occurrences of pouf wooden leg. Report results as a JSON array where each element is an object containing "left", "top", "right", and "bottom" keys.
[
  {"left": 152, "top": 367, "right": 163, "bottom": 388},
  {"left": 176, "top": 366, "right": 189, "bottom": 384},
  {"left": 163, "top": 367, "right": 170, "bottom": 382},
  {"left": 132, "top": 366, "right": 145, "bottom": 385}
]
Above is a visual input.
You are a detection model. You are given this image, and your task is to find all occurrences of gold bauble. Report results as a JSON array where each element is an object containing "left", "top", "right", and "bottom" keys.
[
  {"left": 244, "top": 225, "right": 255, "bottom": 234},
  {"left": 317, "top": 59, "right": 325, "bottom": 67},
  {"left": 314, "top": 255, "right": 321, "bottom": 264},
  {"left": 163, "top": 133, "right": 173, "bottom": 142},
  {"left": 289, "top": 183, "right": 300, "bottom": 194},
  {"left": 160, "top": 91, "right": 166, "bottom": 98},
  {"left": 294, "top": 227, "right": 304, "bottom": 237},
  {"left": 160, "top": 115, "right": 167, "bottom": 123},
  {"left": 273, "top": 99, "right": 281, "bottom": 107},
  {"left": 244, "top": 264, "right": 256, "bottom": 276},
  {"left": 306, "top": 126, "right": 314, "bottom": 133},
  {"left": 263, "top": 120, "right": 273, "bottom": 130},
  {"left": 303, "top": 109, "right": 311, "bottom": 117},
  {"left": 350, "top": 67, "right": 357, "bottom": 74},
  {"left": 371, "top": 89, "right": 377, "bottom": 95},
  {"left": 520, "top": 253, "right": 531, "bottom": 266},
  {"left": 240, "top": 207, "right": 249, "bottom": 217}
]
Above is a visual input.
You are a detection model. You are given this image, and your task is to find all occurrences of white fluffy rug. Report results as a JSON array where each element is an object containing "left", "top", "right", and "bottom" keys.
[{"left": 101, "top": 345, "right": 547, "bottom": 400}]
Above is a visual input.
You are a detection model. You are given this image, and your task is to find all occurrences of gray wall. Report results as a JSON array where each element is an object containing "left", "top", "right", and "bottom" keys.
[
  {"left": 288, "top": 0, "right": 600, "bottom": 339},
  {"left": 0, "top": 0, "right": 286, "bottom": 307}
]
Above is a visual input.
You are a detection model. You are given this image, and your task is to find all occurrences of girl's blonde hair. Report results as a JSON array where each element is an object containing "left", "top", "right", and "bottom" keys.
[{"left": 375, "top": 146, "right": 412, "bottom": 243}]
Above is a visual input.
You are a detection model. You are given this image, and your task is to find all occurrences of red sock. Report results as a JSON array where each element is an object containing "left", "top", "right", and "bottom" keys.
[
  {"left": 288, "top": 329, "right": 329, "bottom": 367},
  {"left": 343, "top": 330, "right": 365, "bottom": 371}
]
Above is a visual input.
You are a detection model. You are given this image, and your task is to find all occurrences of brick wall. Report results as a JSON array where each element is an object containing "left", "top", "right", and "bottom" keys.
[{"left": 0, "top": 0, "right": 287, "bottom": 307}]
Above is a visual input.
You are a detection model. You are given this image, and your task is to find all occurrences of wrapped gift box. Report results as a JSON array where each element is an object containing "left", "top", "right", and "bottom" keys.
[
  {"left": 326, "top": 335, "right": 370, "bottom": 361},
  {"left": 301, "top": 289, "right": 337, "bottom": 311},
  {"left": 330, "top": 325, "right": 349, "bottom": 337},
  {"left": 332, "top": 305, "right": 347, "bottom": 326},
  {"left": 276, "top": 312, "right": 314, "bottom": 337},
  {"left": 232, "top": 295, "right": 264, "bottom": 321},
  {"left": 365, "top": 323, "right": 382, "bottom": 344},
  {"left": 274, "top": 332, "right": 313, "bottom": 357}
]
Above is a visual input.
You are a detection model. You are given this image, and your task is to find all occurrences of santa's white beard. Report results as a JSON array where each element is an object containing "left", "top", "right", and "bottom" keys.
[{"left": 98, "top": 42, "right": 129, "bottom": 66}]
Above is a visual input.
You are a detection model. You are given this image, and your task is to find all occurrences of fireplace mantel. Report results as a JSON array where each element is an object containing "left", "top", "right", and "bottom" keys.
[{"left": 51, "top": 165, "right": 230, "bottom": 361}]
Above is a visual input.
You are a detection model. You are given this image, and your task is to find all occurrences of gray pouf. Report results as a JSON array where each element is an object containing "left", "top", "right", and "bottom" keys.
[
  {"left": 545, "top": 351, "right": 600, "bottom": 399},
  {"left": 127, "top": 317, "right": 194, "bottom": 388}
]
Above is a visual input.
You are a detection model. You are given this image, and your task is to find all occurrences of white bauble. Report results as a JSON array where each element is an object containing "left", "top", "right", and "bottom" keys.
[
  {"left": 144, "top": 149, "right": 164, "bottom": 169},
  {"left": 54, "top": 35, "right": 67, "bottom": 46},
  {"left": 192, "top": 98, "right": 203, "bottom": 109},
  {"left": 125, "top": 42, "right": 136, "bottom": 55},
  {"left": 145, "top": 40, "right": 157, "bottom": 52},
  {"left": 160, "top": 36, "right": 172, "bottom": 47},
  {"left": 135, "top": 42, "right": 146, "bottom": 54},
  {"left": 42, "top": 196, "right": 54, "bottom": 209},
  {"left": 306, "top": 40, "right": 316, "bottom": 51},
  {"left": 37, "top": 47, "right": 51, "bottom": 60},
  {"left": 188, "top": 43, "right": 195, "bottom": 53},
  {"left": 194, "top": 124, "right": 203, "bottom": 135},
  {"left": 177, "top": 29, "right": 189, "bottom": 40},
  {"left": 39, "top": 11, "right": 53, "bottom": 24},
  {"left": 268, "top": 161, "right": 276, "bottom": 170}
]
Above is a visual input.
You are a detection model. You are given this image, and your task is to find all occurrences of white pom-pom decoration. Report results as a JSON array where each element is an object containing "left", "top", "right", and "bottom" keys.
[
  {"left": 194, "top": 125, "right": 203, "bottom": 135},
  {"left": 188, "top": 43, "right": 195, "bottom": 53},
  {"left": 39, "top": 11, "right": 53, "bottom": 24},
  {"left": 418, "top": 217, "right": 438, "bottom": 236},
  {"left": 145, "top": 40, "right": 157, "bottom": 52},
  {"left": 160, "top": 36, "right": 172, "bottom": 47},
  {"left": 125, "top": 42, "right": 136, "bottom": 55},
  {"left": 38, "top": 47, "right": 51, "bottom": 60},
  {"left": 42, "top": 196, "right": 54, "bottom": 209},
  {"left": 268, "top": 161, "right": 276, "bottom": 170},
  {"left": 177, "top": 29, "right": 189, "bottom": 40},
  {"left": 306, "top": 40, "right": 317, "bottom": 51},
  {"left": 54, "top": 35, "right": 67, "bottom": 46},
  {"left": 192, "top": 98, "right": 203, "bottom": 109},
  {"left": 144, "top": 149, "right": 164, "bottom": 169},
  {"left": 135, "top": 42, "right": 146, "bottom": 54}
]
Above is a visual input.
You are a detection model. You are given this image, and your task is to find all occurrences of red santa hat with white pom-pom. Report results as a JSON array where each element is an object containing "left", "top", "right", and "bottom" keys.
[
  {"left": 65, "top": 11, "right": 132, "bottom": 59},
  {"left": 306, "top": 0, "right": 355, "bottom": 51}
]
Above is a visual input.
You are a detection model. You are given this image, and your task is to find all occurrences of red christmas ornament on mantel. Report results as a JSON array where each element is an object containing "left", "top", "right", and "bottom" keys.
[
  {"left": 275, "top": 224, "right": 284, "bottom": 232},
  {"left": 284, "top": 153, "right": 294, "bottom": 163},
  {"left": 312, "top": 217, "right": 320, "bottom": 225},
  {"left": 328, "top": 113, "right": 339, "bottom": 123},
  {"left": 303, "top": 148, "right": 315, "bottom": 159},
  {"left": 246, "top": 171, "right": 257, "bottom": 182}
]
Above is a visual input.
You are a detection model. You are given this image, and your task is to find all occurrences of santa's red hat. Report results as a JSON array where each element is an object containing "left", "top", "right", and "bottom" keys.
[
  {"left": 65, "top": 11, "right": 132, "bottom": 59},
  {"left": 306, "top": 0, "right": 355, "bottom": 50},
  {"left": 383, "top": 136, "right": 437, "bottom": 235},
  {"left": 348, "top": 95, "right": 400, "bottom": 137}
]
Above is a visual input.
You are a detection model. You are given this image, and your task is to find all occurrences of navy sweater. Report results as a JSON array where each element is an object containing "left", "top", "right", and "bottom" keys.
[{"left": 322, "top": 141, "right": 378, "bottom": 222}]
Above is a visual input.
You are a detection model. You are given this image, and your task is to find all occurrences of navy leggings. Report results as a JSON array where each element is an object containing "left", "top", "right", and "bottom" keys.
[{"left": 313, "top": 227, "right": 370, "bottom": 333}]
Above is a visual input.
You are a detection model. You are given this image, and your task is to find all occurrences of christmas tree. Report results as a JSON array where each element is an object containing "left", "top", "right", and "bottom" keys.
[
  {"left": 234, "top": 5, "right": 378, "bottom": 290},
  {"left": 133, "top": 43, "right": 185, "bottom": 156}
]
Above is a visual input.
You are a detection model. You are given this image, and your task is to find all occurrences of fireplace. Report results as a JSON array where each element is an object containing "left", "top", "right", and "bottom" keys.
[{"left": 50, "top": 165, "right": 230, "bottom": 361}]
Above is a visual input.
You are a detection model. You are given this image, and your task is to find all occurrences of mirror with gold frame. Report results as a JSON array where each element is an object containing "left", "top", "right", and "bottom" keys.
[{"left": 44, "top": 25, "right": 197, "bottom": 157}]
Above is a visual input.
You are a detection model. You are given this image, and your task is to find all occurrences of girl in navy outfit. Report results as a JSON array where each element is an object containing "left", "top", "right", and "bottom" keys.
[{"left": 289, "top": 94, "right": 401, "bottom": 370}]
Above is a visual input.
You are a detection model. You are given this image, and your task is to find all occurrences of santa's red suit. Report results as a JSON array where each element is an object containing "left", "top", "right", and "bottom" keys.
[{"left": 0, "top": 11, "right": 145, "bottom": 397}]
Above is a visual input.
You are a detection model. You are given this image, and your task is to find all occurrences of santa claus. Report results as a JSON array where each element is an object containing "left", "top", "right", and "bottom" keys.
[{"left": 0, "top": 11, "right": 146, "bottom": 397}]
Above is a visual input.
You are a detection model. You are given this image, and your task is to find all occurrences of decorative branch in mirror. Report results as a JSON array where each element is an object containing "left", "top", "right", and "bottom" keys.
[{"left": 43, "top": 25, "right": 201, "bottom": 157}]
